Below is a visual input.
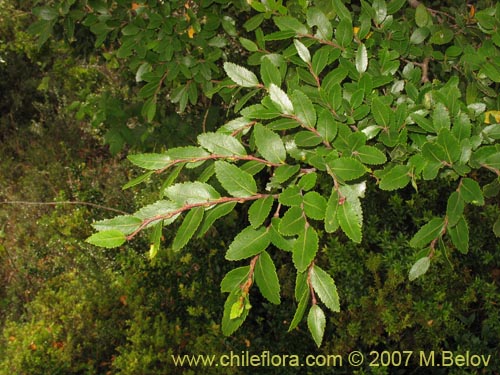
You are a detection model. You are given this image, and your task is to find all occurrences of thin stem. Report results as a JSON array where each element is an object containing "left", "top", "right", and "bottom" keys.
[{"left": 126, "top": 193, "right": 278, "bottom": 240}]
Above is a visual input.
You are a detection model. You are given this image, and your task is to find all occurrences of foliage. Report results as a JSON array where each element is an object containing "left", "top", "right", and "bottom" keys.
[{"left": 74, "top": 0, "right": 500, "bottom": 346}]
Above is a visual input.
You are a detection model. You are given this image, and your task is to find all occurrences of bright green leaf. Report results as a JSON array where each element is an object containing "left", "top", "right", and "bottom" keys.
[
  {"left": 303, "top": 191, "right": 327, "bottom": 220},
  {"left": 294, "top": 39, "right": 311, "bottom": 63},
  {"left": 292, "top": 90, "right": 316, "bottom": 128},
  {"left": 279, "top": 207, "right": 306, "bottom": 236},
  {"left": 198, "top": 202, "right": 236, "bottom": 237},
  {"left": 338, "top": 201, "right": 362, "bottom": 243},
  {"left": 328, "top": 157, "right": 367, "bottom": 181},
  {"left": 308, "top": 304, "right": 326, "bottom": 348},
  {"left": 249, "top": 196, "right": 274, "bottom": 229},
  {"left": 379, "top": 165, "right": 411, "bottom": 191},
  {"left": 459, "top": 178, "right": 485, "bottom": 205},
  {"left": 86, "top": 230, "right": 126, "bottom": 248},
  {"left": 92, "top": 215, "right": 142, "bottom": 235},
  {"left": 128, "top": 153, "right": 171, "bottom": 170},
  {"left": 198, "top": 132, "right": 247, "bottom": 157},
  {"left": 310, "top": 265, "right": 340, "bottom": 312},
  {"left": 255, "top": 251, "right": 281, "bottom": 304},
  {"left": 226, "top": 226, "right": 270, "bottom": 260},
  {"left": 223, "top": 62, "right": 260, "bottom": 87},
  {"left": 164, "top": 182, "right": 220, "bottom": 205},
  {"left": 253, "top": 124, "right": 287, "bottom": 164},
  {"left": 215, "top": 161, "right": 257, "bottom": 197},
  {"left": 220, "top": 266, "right": 250, "bottom": 292},
  {"left": 269, "top": 83, "right": 294, "bottom": 115},
  {"left": 172, "top": 207, "right": 204, "bottom": 252},
  {"left": 293, "top": 225, "right": 319, "bottom": 272}
]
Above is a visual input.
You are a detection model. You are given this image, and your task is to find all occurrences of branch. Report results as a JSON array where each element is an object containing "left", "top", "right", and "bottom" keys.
[
  {"left": 156, "top": 153, "right": 283, "bottom": 174},
  {"left": 126, "top": 193, "right": 278, "bottom": 240},
  {"left": 0, "top": 200, "right": 128, "bottom": 215}
]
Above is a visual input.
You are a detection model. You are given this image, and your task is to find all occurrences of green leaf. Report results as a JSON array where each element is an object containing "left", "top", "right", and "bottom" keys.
[
  {"left": 303, "top": 192, "right": 327, "bottom": 220},
  {"left": 410, "top": 218, "right": 445, "bottom": 248},
  {"left": 446, "top": 191, "right": 464, "bottom": 227},
  {"left": 92, "top": 215, "right": 142, "bottom": 235},
  {"left": 249, "top": 196, "right": 274, "bottom": 229},
  {"left": 279, "top": 207, "right": 306, "bottom": 236},
  {"left": 128, "top": 153, "right": 171, "bottom": 170},
  {"left": 295, "top": 131, "right": 323, "bottom": 147},
  {"left": 437, "top": 129, "right": 460, "bottom": 163},
  {"left": 338, "top": 201, "right": 362, "bottom": 243},
  {"left": 409, "top": 257, "right": 431, "bottom": 281},
  {"left": 239, "top": 37, "right": 259, "bottom": 52},
  {"left": 226, "top": 226, "right": 270, "bottom": 261},
  {"left": 134, "top": 200, "right": 180, "bottom": 226},
  {"left": 123, "top": 171, "right": 154, "bottom": 190},
  {"left": 429, "top": 28, "right": 454, "bottom": 45},
  {"left": 288, "top": 288, "right": 309, "bottom": 331},
  {"left": 86, "top": 230, "right": 126, "bottom": 248},
  {"left": 372, "top": 0, "right": 387, "bottom": 24},
  {"left": 415, "top": 4, "right": 430, "bottom": 27},
  {"left": 379, "top": 165, "right": 411, "bottom": 191},
  {"left": 222, "top": 290, "right": 250, "bottom": 335},
  {"left": 33, "top": 6, "right": 59, "bottom": 21},
  {"left": 298, "top": 173, "right": 317, "bottom": 191},
  {"left": 335, "top": 18, "right": 353, "bottom": 48},
  {"left": 328, "top": 157, "right": 366, "bottom": 181},
  {"left": 331, "top": 0, "right": 352, "bottom": 21},
  {"left": 261, "top": 56, "right": 282, "bottom": 88},
  {"left": 269, "top": 218, "right": 294, "bottom": 252},
  {"left": 164, "top": 182, "right": 220, "bottom": 205},
  {"left": 279, "top": 186, "right": 303, "bottom": 207},
  {"left": 223, "top": 62, "right": 260, "bottom": 87},
  {"left": 273, "top": 165, "right": 300, "bottom": 184},
  {"left": 254, "top": 251, "right": 281, "bottom": 304},
  {"left": 230, "top": 300, "right": 245, "bottom": 319},
  {"left": 221, "top": 267, "right": 250, "bottom": 293},
  {"left": 293, "top": 225, "right": 319, "bottom": 272},
  {"left": 307, "top": 8, "right": 333, "bottom": 40},
  {"left": 355, "top": 44, "right": 368, "bottom": 73},
  {"left": 310, "top": 265, "right": 340, "bottom": 312},
  {"left": 433, "top": 103, "right": 451, "bottom": 132},
  {"left": 354, "top": 146, "right": 387, "bottom": 165},
  {"left": 325, "top": 189, "right": 339, "bottom": 233},
  {"left": 448, "top": 216, "right": 469, "bottom": 254},
  {"left": 493, "top": 217, "right": 500, "bottom": 237},
  {"left": 308, "top": 305, "right": 326, "bottom": 348},
  {"left": 172, "top": 207, "right": 204, "bottom": 252},
  {"left": 253, "top": 124, "right": 287, "bottom": 164},
  {"left": 198, "top": 132, "right": 247, "bottom": 157},
  {"left": 372, "top": 97, "right": 392, "bottom": 127},
  {"left": 317, "top": 110, "right": 338, "bottom": 142},
  {"left": 293, "top": 39, "right": 311, "bottom": 63},
  {"left": 292, "top": 90, "right": 316, "bottom": 128},
  {"left": 215, "top": 161, "right": 257, "bottom": 197},
  {"left": 459, "top": 178, "right": 485, "bottom": 205},
  {"left": 198, "top": 202, "right": 236, "bottom": 237},
  {"left": 273, "top": 16, "right": 308, "bottom": 34},
  {"left": 149, "top": 221, "right": 163, "bottom": 260},
  {"left": 480, "top": 62, "right": 500, "bottom": 83},
  {"left": 269, "top": 84, "right": 294, "bottom": 115}
]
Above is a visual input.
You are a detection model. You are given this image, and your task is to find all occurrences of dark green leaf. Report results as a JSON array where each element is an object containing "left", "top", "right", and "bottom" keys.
[
  {"left": 295, "top": 131, "right": 323, "bottom": 147},
  {"left": 459, "top": 178, "right": 484, "bottom": 205},
  {"left": 372, "top": 97, "right": 392, "bottom": 127},
  {"left": 172, "top": 207, "right": 204, "bottom": 252},
  {"left": 221, "top": 266, "right": 250, "bottom": 292},
  {"left": 308, "top": 305, "right": 326, "bottom": 348},
  {"left": 255, "top": 251, "right": 281, "bottom": 304},
  {"left": 310, "top": 265, "right": 340, "bottom": 312},
  {"left": 248, "top": 196, "right": 274, "bottom": 229},
  {"left": 331, "top": 0, "right": 352, "bottom": 21},
  {"left": 354, "top": 146, "right": 387, "bottom": 165},
  {"left": 273, "top": 16, "right": 308, "bottom": 34},
  {"left": 293, "top": 225, "right": 319, "bottom": 272},
  {"left": 226, "top": 226, "right": 270, "bottom": 260},
  {"left": 448, "top": 216, "right": 469, "bottom": 254},
  {"left": 335, "top": 18, "right": 353, "bottom": 48},
  {"left": 198, "top": 202, "right": 236, "bottom": 237},
  {"left": 273, "top": 165, "right": 300, "bottom": 184},
  {"left": 317, "top": 110, "right": 338, "bottom": 142},
  {"left": 410, "top": 218, "right": 445, "bottom": 248},
  {"left": 123, "top": 171, "right": 154, "bottom": 190},
  {"left": 446, "top": 191, "right": 464, "bottom": 227},
  {"left": 288, "top": 287, "right": 309, "bottom": 331},
  {"left": 86, "top": 230, "right": 126, "bottom": 248},
  {"left": 279, "top": 207, "right": 306, "bottom": 236}
]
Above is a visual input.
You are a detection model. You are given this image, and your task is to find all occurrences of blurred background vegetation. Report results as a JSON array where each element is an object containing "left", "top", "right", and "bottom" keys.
[{"left": 0, "top": 0, "right": 499, "bottom": 374}]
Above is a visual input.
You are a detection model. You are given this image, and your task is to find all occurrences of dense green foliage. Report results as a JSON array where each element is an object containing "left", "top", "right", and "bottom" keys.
[{"left": 1, "top": 0, "right": 499, "bottom": 373}]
